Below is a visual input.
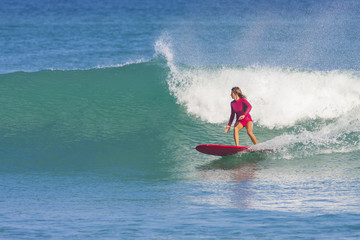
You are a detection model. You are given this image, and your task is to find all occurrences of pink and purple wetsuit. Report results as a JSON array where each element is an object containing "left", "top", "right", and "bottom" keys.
[{"left": 227, "top": 98, "right": 253, "bottom": 127}]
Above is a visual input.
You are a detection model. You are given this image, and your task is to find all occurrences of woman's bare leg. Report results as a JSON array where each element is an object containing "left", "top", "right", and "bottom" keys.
[
  {"left": 245, "top": 121, "right": 258, "bottom": 145},
  {"left": 233, "top": 122, "right": 244, "bottom": 146}
]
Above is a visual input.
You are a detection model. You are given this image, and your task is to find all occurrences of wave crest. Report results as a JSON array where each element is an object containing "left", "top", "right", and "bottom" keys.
[{"left": 155, "top": 37, "right": 360, "bottom": 128}]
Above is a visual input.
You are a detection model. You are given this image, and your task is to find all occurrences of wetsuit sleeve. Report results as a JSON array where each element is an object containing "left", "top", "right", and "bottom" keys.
[
  {"left": 228, "top": 103, "right": 235, "bottom": 126},
  {"left": 242, "top": 98, "right": 252, "bottom": 116}
]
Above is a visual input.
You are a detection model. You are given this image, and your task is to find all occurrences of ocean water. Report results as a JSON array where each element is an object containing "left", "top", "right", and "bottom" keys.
[{"left": 1, "top": 0, "right": 360, "bottom": 239}]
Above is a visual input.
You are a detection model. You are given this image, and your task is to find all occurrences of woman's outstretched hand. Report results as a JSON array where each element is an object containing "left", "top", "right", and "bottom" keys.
[{"left": 224, "top": 125, "right": 230, "bottom": 133}]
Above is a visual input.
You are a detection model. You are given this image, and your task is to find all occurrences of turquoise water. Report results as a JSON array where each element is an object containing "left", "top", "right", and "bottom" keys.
[{"left": 1, "top": 0, "right": 360, "bottom": 239}]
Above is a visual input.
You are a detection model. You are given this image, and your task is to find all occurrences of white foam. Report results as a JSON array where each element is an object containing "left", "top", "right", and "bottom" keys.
[
  {"left": 155, "top": 37, "right": 360, "bottom": 129},
  {"left": 254, "top": 107, "right": 360, "bottom": 158},
  {"left": 93, "top": 58, "right": 148, "bottom": 69}
]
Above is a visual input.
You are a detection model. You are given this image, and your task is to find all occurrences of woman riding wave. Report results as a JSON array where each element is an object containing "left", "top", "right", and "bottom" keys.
[{"left": 224, "top": 87, "right": 258, "bottom": 146}]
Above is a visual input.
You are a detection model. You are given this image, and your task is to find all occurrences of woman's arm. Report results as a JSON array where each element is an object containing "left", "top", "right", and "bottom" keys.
[
  {"left": 228, "top": 103, "right": 235, "bottom": 126},
  {"left": 225, "top": 103, "right": 234, "bottom": 133}
]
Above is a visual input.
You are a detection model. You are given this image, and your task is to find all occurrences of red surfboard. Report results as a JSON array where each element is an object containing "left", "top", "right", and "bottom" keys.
[{"left": 196, "top": 144, "right": 273, "bottom": 156}]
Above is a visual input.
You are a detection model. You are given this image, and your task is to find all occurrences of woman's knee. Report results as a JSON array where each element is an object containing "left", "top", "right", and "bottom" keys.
[{"left": 247, "top": 128, "right": 254, "bottom": 136}]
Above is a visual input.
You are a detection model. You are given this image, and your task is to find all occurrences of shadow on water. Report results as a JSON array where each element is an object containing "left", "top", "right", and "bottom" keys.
[{"left": 197, "top": 152, "right": 269, "bottom": 171}]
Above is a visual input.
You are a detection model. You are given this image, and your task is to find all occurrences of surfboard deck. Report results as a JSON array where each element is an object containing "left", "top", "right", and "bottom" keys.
[{"left": 196, "top": 144, "right": 273, "bottom": 156}]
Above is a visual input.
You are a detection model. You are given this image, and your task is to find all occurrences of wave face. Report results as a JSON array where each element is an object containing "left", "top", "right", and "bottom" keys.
[
  {"left": 0, "top": 0, "right": 359, "bottom": 174},
  {"left": 1, "top": 52, "right": 360, "bottom": 172},
  {"left": 0, "top": 62, "right": 177, "bottom": 172}
]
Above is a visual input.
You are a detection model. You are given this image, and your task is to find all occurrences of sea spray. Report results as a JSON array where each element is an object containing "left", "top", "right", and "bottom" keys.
[{"left": 156, "top": 38, "right": 360, "bottom": 127}]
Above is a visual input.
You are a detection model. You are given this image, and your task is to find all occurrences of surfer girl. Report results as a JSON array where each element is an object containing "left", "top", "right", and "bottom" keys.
[{"left": 224, "top": 87, "right": 258, "bottom": 146}]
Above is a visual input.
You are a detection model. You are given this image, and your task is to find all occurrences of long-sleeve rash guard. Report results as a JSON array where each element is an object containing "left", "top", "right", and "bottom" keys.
[{"left": 227, "top": 98, "right": 253, "bottom": 127}]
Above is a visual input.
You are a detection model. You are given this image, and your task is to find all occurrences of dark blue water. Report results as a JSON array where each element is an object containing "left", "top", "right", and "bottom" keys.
[
  {"left": 2, "top": 0, "right": 360, "bottom": 73},
  {"left": 1, "top": 0, "right": 360, "bottom": 239}
]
